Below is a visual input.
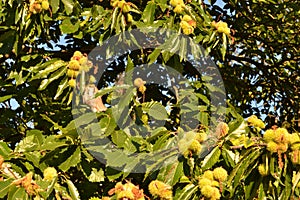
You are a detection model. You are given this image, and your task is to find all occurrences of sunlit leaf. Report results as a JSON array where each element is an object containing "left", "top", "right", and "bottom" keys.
[
  {"left": 59, "top": 146, "right": 81, "bottom": 171},
  {"left": 66, "top": 179, "right": 80, "bottom": 200},
  {"left": 0, "top": 179, "right": 13, "bottom": 198},
  {"left": 201, "top": 146, "right": 221, "bottom": 170},
  {"left": 0, "top": 95, "right": 12, "bottom": 103},
  {"left": 142, "top": 1, "right": 156, "bottom": 24},
  {"left": 62, "top": 0, "right": 74, "bottom": 14}
]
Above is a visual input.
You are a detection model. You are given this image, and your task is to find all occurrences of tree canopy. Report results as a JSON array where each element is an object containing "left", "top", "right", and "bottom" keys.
[
  {"left": 0, "top": 0, "right": 299, "bottom": 199},
  {"left": 218, "top": 0, "right": 300, "bottom": 129}
]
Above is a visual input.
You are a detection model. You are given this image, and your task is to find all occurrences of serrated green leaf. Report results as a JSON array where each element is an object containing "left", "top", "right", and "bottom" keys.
[
  {"left": 7, "top": 185, "right": 27, "bottom": 200},
  {"left": 158, "top": 161, "right": 184, "bottom": 186},
  {"left": 174, "top": 183, "right": 198, "bottom": 200},
  {"left": 106, "top": 167, "right": 123, "bottom": 181},
  {"left": 95, "top": 85, "right": 130, "bottom": 98},
  {"left": 292, "top": 171, "right": 300, "bottom": 192},
  {"left": 153, "top": 132, "right": 172, "bottom": 151},
  {"left": 120, "top": 14, "right": 126, "bottom": 31},
  {"left": 59, "top": 147, "right": 81, "bottom": 171},
  {"left": 15, "top": 135, "right": 37, "bottom": 153},
  {"left": 62, "top": 0, "right": 74, "bottom": 15},
  {"left": 195, "top": 93, "right": 210, "bottom": 104},
  {"left": 40, "top": 135, "right": 67, "bottom": 151},
  {"left": 227, "top": 117, "right": 245, "bottom": 135},
  {"left": 54, "top": 76, "right": 68, "bottom": 100},
  {"left": 142, "top": 2, "right": 156, "bottom": 24},
  {"left": 147, "top": 127, "right": 168, "bottom": 142},
  {"left": 8, "top": 71, "right": 25, "bottom": 85},
  {"left": 227, "top": 148, "right": 262, "bottom": 196},
  {"left": 0, "top": 179, "right": 13, "bottom": 198},
  {"left": 112, "top": 87, "right": 135, "bottom": 126},
  {"left": 247, "top": 176, "right": 263, "bottom": 200},
  {"left": 66, "top": 90, "right": 73, "bottom": 105},
  {"left": 222, "top": 149, "right": 236, "bottom": 167},
  {"left": 169, "top": 36, "right": 180, "bottom": 54},
  {"left": 88, "top": 168, "right": 105, "bottom": 182},
  {"left": 199, "top": 111, "right": 209, "bottom": 127},
  {"left": 111, "top": 130, "right": 128, "bottom": 147},
  {"left": 66, "top": 179, "right": 80, "bottom": 200},
  {"left": 58, "top": 128, "right": 78, "bottom": 141},
  {"left": 49, "top": 0, "right": 59, "bottom": 13},
  {"left": 111, "top": 7, "right": 119, "bottom": 33},
  {"left": 149, "top": 103, "right": 168, "bottom": 120},
  {"left": 179, "top": 37, "right": 187, "bottom": 61},
  {"left": 209, "top": 31, "right": 217, "bottom": 43},
  {"left": 24, "top": 152, "right": 40, "bottom": 168},
  {"left": 148, "top": 48, "right": 161, "bottom": 64},
  {"left": 125, "top": 55, "right": 134, "bottom": 84},
  {"left": 144, "top": 150, "right": 178, "bottom": 180},
  {"left": 0, "top": 142, "right": 12, "bottom": 158},
  {"left": 114, "top": 10, "right": 122, "bottom": 34},
  {"left": 26, "top": 129, "right": 44, "bottom": 147},
  {"left": 282, "top": 168, "right": 292, "bottom": 200},
  {"left": 142, "top": 101, "right": 168, "bottom": 120},
  {"left": 38, "top": 66, "right": 67, "bottom": 90},
  {"left": 31, "top": 60, "right": 65, "bottom": 80},
  {"left": 201, "top": 146, "right": 221, "bottom": 170},
  {"left": 28, "top": 59, "right": 59, "bottom": 73},
  {"left": 73, "top": 112, "right": 96, "bottom": 127},
  {"left": 40, "top": 114, "right": 64, "bottom": 132},
  {"left": 105, "top": 150, "right": 131, "bottom": 168},
  {"left": 123, "top": 157, "right": 140, "bottom": 178},
  {"left": 60, "top": 18, "right": 79, "bottom": 34},
  {"left": 0, "top": 95, "right": 13, "bottom": 103},
  {"left": 221, "top": 33, "right": 227, "bottom": 60},
  {"left": 156, "top": 0, "right": 168, "bottom": 11},
  {"left": 44, "top": 176, "right": 58, "bottom": 197},
  {"left": 258, "top": 181, "right": 266, "bottom": 199}
]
